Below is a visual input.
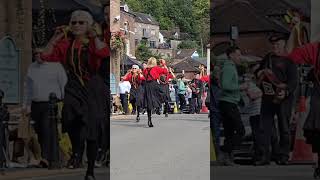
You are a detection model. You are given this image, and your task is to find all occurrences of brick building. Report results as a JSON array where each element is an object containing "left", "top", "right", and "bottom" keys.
[
  {"left": 120, "top": 5, "right": 136, "bottom": 58},
  {"left": 134, "top": 12, "right": 160, "bottom": 49}
]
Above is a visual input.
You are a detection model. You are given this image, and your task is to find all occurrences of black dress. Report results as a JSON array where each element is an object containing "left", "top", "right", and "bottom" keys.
[
  {"left": 143, "top": 68, "right": 162, "bottom": 111},
  {"left": 129, "top": 75, "right": 145, "bottom": 108},
  {"left": 304, "top": 75, "right": 320, "bottom": 153}
]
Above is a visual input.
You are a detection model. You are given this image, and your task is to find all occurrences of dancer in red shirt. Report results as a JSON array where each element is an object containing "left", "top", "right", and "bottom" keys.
[
  {"left": 159, "top": 64, "right": 175, "bottom": 117},
  {"left": 143, "top": 57, "right": 168, "bottom": 127},
  {"left": 288, "top": 42, "right": 320, "bottom": 177},
  {"left": 41, "top": 10, "right": 108, "bottom": 180},
  {"left": 123, "top": 65, "right": 145, "bottom": 122}
]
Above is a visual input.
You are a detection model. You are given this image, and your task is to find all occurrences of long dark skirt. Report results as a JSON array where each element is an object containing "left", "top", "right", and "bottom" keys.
[
  {"left": 143, "top": 80, "right": 162, "bottom": 111},
  {"left": 130, "top": 85, "right": 144, "bottom": 108},
  {"left": 159, "top": 84, "right": 170, "bottom": 103},
  {"left": 304, "top": 83, "right": 320, "bottom": 153}
]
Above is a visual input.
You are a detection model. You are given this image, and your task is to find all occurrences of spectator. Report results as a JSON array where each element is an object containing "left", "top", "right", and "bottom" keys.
[
  {"left": 177, "top": 75, "right": 187, "bottom": 112},
  {"left": 219, "top": 46, "right": 245, "bottom": 166},
  {"left": 118, "top": 77, "right": 131, "bottom": 115}
]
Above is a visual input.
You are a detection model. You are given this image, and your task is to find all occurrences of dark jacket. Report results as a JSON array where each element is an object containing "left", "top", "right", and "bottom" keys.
[{"left": 257, "top": 53, "right": 298, "bottom": 101}]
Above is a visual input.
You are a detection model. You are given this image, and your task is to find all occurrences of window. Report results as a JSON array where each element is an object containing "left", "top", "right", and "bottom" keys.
[
  {"left": 143, "top": 28, "right": 147, "bottom": 37},
  {"left": 150, "top": 41, "right": 156, "bottom": 48},
  {"left": 151, "top": 29, "right": 155, "bottom": 36}
]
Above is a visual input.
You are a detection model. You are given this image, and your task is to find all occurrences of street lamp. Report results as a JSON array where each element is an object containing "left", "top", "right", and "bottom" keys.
[
  {"left": 230, "top": 25, "right": 239, "bottom": 46},
  {"left": 206, "top": 44, "right": 210, "bottom": 75}
]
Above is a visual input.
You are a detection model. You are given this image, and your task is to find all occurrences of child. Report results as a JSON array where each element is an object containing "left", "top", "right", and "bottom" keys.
[{"left": 241, "top": 73, "right": 262, "bottom": 162}]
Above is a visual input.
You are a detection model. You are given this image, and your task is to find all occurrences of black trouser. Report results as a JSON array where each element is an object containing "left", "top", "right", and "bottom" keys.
[
  {"left": 68, "top": 124, "right": 86, "bottom": 161},
  {"left": 0, "top": 119, "right": 5, "bottom": 163},
  {"left": 120, "top": 93, "right": 128, "bottom": 113},
  {"left": 31, "top": 101, "right": 59, "bottom": 163},
  {"left": 190, "top": 94, "right": 202, "bottom": 113},
  {"left": 259, "top": 97, "right": 293, "bottom": 161},
  {"left": 249, "top": 115, "right": 261, "bottom": 159},
  {"left": 178, "top": 94, "right": 186, "bottom": 111},
  {"left": 86, "top": 140, "right": 97, "bottom": 176},
  {"left": 219, "top": 101, "right": 245, "bottom": 154},
  {"left": 163, "top": 101, "right": 170, "bottom": 114}
]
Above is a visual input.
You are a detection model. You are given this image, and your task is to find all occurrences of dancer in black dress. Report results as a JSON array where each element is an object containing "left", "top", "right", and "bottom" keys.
[
  {"left": 159, "top": 64, "right": 175, "bottom": 117},
  {"left": 123, "top": 65, "right": 145, "bottom": 122},
  {"left": 142, "top": 57, "right": 168, "bottom": 127}
]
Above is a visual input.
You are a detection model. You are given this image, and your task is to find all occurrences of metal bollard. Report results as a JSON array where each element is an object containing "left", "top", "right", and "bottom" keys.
[{"left": 48, "top": 92, "right": 61, "bottom": 169}]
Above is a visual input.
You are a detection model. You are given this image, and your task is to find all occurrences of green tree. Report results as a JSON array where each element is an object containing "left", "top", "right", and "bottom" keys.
[
  {"left": 136, "top": 43, "right": 162, "bottom": 62},
  {"left": 178, "top": 40, "right": 199, "bottom": 49}
]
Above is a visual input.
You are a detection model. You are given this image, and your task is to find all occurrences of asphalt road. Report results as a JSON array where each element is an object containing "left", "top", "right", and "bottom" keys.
[
  {"left": 212, "top": 165, "right": 315, "bottom": 180},
  {"left": 110, "top": 113, "right": 210, "bottom": 180}
]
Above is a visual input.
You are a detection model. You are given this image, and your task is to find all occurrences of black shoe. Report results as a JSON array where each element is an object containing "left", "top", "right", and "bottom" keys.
[
  {"left": 148, "top": 117, "right": 154, "bottom": 127},
  {"left": 85, "top": 175, "right": 96, "bottom": 180},
  {"left": 165, "top": 113, "right": 168, "bottom": 117},
  {"left": 314, "top": 167, "right": 320, "bottom": 179},
  {"left": 136, "top": 116, "right": 140, "bottom": 122}
]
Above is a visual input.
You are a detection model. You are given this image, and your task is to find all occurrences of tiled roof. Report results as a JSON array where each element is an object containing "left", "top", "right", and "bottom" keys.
[
  {"left": 175, "top": 49, "right": 197, "bottom": 59},
  {"left": 134, "top": 12, "right": 159, "bottom": 26},
  {"left": 172, "top": 57, "right": 202, "bottom": 72},
  {"left": 212, "top": 0, "right": 289, "bottom": 34}
]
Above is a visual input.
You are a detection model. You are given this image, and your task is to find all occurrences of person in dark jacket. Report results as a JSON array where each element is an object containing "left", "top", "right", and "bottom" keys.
[{"left": 255, "top": 33, "right": 298, "bottom": 166}]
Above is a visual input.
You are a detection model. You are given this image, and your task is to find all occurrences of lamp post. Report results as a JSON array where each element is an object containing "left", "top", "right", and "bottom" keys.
[{"left": 207, "top": 44, "right": 210, "bottom": 75}]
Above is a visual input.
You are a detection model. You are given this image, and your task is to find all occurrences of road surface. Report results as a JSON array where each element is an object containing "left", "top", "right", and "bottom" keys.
[{"left": 110, "top": 113, "right": 210, "bottom": 180}]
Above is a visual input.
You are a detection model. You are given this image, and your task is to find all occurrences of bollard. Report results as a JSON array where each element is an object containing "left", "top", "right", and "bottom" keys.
[{"left": 48, "top": 93, "right": 61, "bottom": 169}]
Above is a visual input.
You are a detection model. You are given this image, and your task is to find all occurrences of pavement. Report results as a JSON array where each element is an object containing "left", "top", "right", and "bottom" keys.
[
  {"left": 212, "top": 165, "right": 314, "bottom": 180},
  {"left": 1, "top": 168, "right": 109, "bottom": 180},
  {"left": 110, "top": 113, "right": 210, "bottom": 180}
]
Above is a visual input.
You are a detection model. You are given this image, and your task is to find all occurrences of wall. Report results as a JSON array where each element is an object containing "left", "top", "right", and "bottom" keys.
[
  {"left": 135, "top": 22, "right": 159, "bottom": 48},
  {"left": 110, "top": 0, "right": 121, "bottom": 94},
  {"left": 0, "top": 0, "right": 32, "bottom": 105},
  {"left": 120, "top": 10, "right": 135, "bottom": 57}
]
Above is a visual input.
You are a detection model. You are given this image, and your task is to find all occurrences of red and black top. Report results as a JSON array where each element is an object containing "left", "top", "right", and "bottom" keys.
[
  {"left": 123, "top": 72, "right": 145, "bottom": 88},
  {"left": 41, "top": 38, "right": 109, "bottom": 82},
  {"left": 143, "top": 66, "right": 168, "bottom": 82}
]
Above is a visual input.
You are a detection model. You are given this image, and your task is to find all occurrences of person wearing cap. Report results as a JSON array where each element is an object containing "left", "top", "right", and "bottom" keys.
[
  {"left": 40, "top": 10, "right": 109, "bottom": 180},
  {"left": 288, "top": 42, "right": 320, "bottom": 177},
  {"left": 122, "top": 65, "right": 145, "bottom": 121},
  {"left": 255, "top": 33, "right": 298, "bottom": 166}
]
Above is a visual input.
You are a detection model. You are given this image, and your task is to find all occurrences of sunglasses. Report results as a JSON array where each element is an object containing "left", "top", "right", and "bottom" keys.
[
  {"left": 132, "top": 68, "right": 137, "bottom": 69},
  {"left": 71, "top": 21, "right": 86, "bottom": 25}
]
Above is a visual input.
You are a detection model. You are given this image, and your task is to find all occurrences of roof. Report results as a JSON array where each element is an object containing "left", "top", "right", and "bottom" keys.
[
  {"left": 172, "top": 57, "right": 202, "bottom": 72},
  {"left": 134, "top": 12, "right": 159, "bottom": 26},
  {"left": 160, "top": 30, "right": 191, "bottom": 40},
  {"left": 212, "top": 0, "right": 289, "bottom": 34},
  {"left": 175, "top": 49, "right": 197, "bottom": 59},
  {"left": 123, "top": 56, "right": 142, "bottom": 66},
  {"left": 194, "top": 58, "right": 207, "bottom": 66}
]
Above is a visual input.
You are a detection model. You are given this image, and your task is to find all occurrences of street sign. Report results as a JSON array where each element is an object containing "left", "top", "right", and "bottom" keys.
[{"left": 0, "top": 36, "right": 21, "bottom": 104}]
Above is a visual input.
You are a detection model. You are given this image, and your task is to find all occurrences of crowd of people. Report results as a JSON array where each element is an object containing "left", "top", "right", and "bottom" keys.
[
  {"left": 116, "top": 60, "right": 209, "bottom": 126},
  {"left": 210, "top": 33, "right": 320, "bottom": 176}
]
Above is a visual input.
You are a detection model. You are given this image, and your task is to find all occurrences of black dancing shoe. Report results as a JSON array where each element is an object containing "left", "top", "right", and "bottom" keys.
[
  {"left": 314, "top": 167, "right": 320, "bottom": 179},
  {"left": 85, "top": 175, "right": 96, "bottom": 180},
  {"left": 136, "top": 116, "right": 140, "bottom": 122}
]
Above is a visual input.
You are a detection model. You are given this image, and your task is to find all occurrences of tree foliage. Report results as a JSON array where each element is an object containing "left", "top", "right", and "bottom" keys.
[
  {"left": 178, "top": 40, "right": 199, "bottom": 49},
  {"left": 124, "top": 0, "right": 210, "bottom": 46},
  {"left": 136, "top": 43, "right": 162, "bottom": 62}
]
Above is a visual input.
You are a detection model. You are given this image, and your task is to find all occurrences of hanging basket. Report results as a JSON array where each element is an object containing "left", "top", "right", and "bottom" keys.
[{"left": 110, "top": 31, "right": 126, "bottom": 51}]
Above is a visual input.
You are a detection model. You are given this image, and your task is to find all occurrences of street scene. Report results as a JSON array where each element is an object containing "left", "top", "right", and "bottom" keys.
[
  {"left": 211, "top": 0, "right": 320, "bottom": 179},
  {"left": 111, "top": 114, "right": 209, "bottom": 180}
]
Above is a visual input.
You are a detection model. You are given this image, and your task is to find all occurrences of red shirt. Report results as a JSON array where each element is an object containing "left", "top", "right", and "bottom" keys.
[
  {"left": 143, "top": 66, "right": 168, "bottom": 81},
  {"left": 41, "top": 38, "right": 110, "bottom": 75},
  {"left": 288, "top": 42, "right": 319, "bottom": 66},
  {"left": 123, "top": 73, "right": 145, "bottom": 83},
  {"left": 200, "top": 75, "right": 209, "bottom": 83},
  {"left": 166, "top": 73, "right": 174, "bottom": 81}
]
